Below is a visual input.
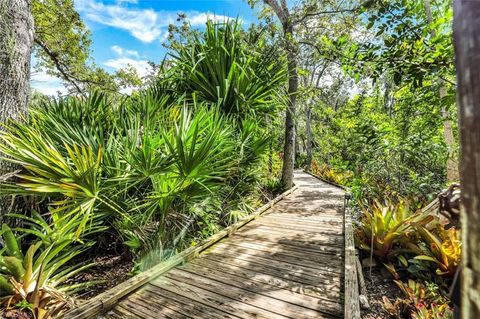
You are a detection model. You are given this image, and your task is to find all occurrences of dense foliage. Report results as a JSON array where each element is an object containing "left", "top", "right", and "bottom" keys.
[
  {"left": 290, "top": 0, "right": 459, "bottom": 317},
  {"left": 0, "top": 0, "right": 464, "bottom": 317},
  {"left": 0, "top": 20, "right": 285, "bottom": 316},
  {"left": 309, "top": 85, "right": 449, "bottom": 203}
]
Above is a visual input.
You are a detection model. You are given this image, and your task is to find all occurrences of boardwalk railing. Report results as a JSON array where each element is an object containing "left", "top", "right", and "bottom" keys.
[{"left": 344, "top": 196, "right": 361, "bottom": 319}]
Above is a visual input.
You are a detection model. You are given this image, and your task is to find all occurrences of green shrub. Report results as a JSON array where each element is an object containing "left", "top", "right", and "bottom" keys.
[
  {"left": 0, "top": 223, "right": 98, "bottom": 319},
  {"left": 169, "top": 20, "right": 287, "bottom": 120},
  {"left": 355, "top": 200, "right": 433, "bottom": 263}
]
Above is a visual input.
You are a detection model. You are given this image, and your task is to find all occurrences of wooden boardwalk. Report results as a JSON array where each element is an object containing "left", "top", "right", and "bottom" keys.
[{"left": 104, "top": 171, "right": 346, "bottom": 319}]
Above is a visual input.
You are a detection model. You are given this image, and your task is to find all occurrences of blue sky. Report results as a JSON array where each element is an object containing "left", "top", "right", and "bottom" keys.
[{"left": 32, "top": 0, "right": 259, "bottom": 95}]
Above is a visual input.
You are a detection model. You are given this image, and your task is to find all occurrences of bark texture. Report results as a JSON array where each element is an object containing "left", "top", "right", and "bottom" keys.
[
  {"left": 305, "top": 106, "right": 312, "bottom": 170},
  {"left": 0, "top": 0, "right": 34, "bottom": 216},
  {"left": 263, "top": 0, "right": 298, "bottom": 189},
  {"left": 281, "top": 28, "right": 298, "bottom": 189},
  {"left": 452, "top": 1, "right": 480, "bottom": 317}
]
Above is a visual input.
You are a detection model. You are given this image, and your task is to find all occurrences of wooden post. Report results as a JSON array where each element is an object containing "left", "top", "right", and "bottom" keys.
[
  {"left": 344, "top": 193, "right": 360, "bottom": 319},
  {"left": 452, "top": 1, "right": 480, "bottom": 317}
]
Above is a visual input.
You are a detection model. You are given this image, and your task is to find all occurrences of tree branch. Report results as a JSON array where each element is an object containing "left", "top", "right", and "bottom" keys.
[
  {"left": 34, "top": 38, "right": 85, "bottom": 95},
  {"left": 293, "top": 6, "right": 362, "bottom": 25},
  {"left": 299, "top": 40, "right": 456, "bottom": 86},
  {"left": 263, "top": 0, "right": 288, "bottom": 25},
  {"left": 293, "top": 3, "right": 365, "bottom": 26}
]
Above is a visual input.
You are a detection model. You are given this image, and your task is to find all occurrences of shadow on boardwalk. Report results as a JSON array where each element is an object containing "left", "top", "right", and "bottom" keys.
[{"left": 104, "top": 171, "right": 346, "bottom": 319}]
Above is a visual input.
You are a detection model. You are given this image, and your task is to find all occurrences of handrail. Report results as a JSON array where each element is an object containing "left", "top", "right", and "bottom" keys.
[{"left": 344, "top": 194, "right": 361, "bottom": 319}]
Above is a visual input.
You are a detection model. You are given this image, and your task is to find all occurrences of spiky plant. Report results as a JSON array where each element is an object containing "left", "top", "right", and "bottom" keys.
[
  {"left": 0, "top": 224, "right": 98, "bottom": 319},
  {"left": 169, "top": 20, "right": 287, "bottom": 119},
  {"left": 355, "top": 200, "right": 433, "bottom": 262}
]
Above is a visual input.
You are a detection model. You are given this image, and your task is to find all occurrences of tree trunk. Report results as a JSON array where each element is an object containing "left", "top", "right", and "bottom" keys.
[
  {"left": 424, "top": 0, "right": 459, "bottom": 183},
  {"left": 305, "top": 105, "right": 313, "bottom": 170},
  {"left": 262, "top": 0, "right": 298, "bottom": 189},
  {"left": 0, "top": 0, "right": 34, "bottom": 216},
  {"left": 281, "top": 31, "right": 298, "bottom": 189},
  {"left": 452, "top": 1, "right": 480, "bottom": 317},
  {"left": 294, "top": 123, "right": 300, "bottom": 157}
]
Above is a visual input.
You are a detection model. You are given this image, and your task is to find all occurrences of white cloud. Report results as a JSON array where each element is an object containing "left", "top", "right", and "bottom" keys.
[
  {"left": 106, "top": 44, "right": 152, "bottom": 78},
  {"left": 76, "top": 0, "right": 235, "bottom": 43},
  {"left": 104, "top": 57, "right": 151, "bottom": 77},
  {"left": 188, "top": 13, "right": 233, "bottom": 27},
  {"left": 82, "top": 2, "right": 165, "bottom": 42},
  {"left": 111, "top": 45, "right": 140, "bottom": 58},
  {"left": 30, "top": 71, "right": 67, "bottom": 96}
]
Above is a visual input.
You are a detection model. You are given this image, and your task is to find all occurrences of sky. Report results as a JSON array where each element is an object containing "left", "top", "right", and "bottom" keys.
[{"left": 31, "top": 0, "right": 259, "bottom": 95}]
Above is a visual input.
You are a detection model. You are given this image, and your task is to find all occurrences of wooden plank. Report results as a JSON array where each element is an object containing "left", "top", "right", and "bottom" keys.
[
  {"left": 149, "top": 277, "right": 289, "bottom": 319},
  {"left": 260, "top": 214, "right": 344, "bottom": 224},
  {"left": 177, "top": 262, "right": 343, "bottom": 316},
  {"left": 104, "top": 308, "right": 133, "bottom": 319},
  {"left": 203, "top": 251, "right": 342, "bottom": 289},
  {"left": 217, "top": 241, "right": 344, "bottom": 265},
  {"left": 239, "top": 223, "right": 343, "bottom": 235},
  {"left": 343, "top": 197, "right": 360, "bottom": 319},
  {"left": 283, "top": 193, "right": 344, "bottom": 198},
  {"left": 262, "top": 211, "right": 343, "bottom": 219},
  {"left": 270, "top": 199, "right": 344, "bottom": 205},
  {"left": 239, "top": 224, "right": 343, "bottom": 236},
  {"left": 252, "top": 219, "right": 344, "bottom": 233},
  {"left": 267, "top": 201, "right": 343, "bottom": 207},
  {"left": 266, "top": 201, "right": 344, "bottom": 208},
  {"left": 63, "top": 186, "right": 299, "bottom": 319},
  {"left": 264, "top": 214, "right": 342, "bottom": 222},
  {"left": 260, "top": 216, "right": 343, "bottom": 225},
  {"left": 302, "top": 170, "right": 348, "bottom": 191},
  {"left": 229, "top": 233, "right": 343, "bottom": 255},
  {"left": 233, "top": 227, "right": 344, "bottom": 247},
  {"left": 203, "top": 252, "right": 342, "bottom": 288},
  {"left": 119, "top": 295, "right": 189, "bottom": 319},
  {"left": 240, "top": 223, "right": 344, "bottom": 236},
  {"left": 207, "top": 242, "right": 342, "bottom": 274},
  {"left": 191, "top": 257, "right": 343, "bottom": 303},
  {"left": 163, "top": 268, "right": 338, "bottom": 319},
  {"left": 127, "top": 288, "right": 236, "bottom": 319},
  {"left": 117, "top": 302, "right": 159, "bottom": 319},
  {"left": 112, "top": 305, "right": 143, "bottom": 319},
  {"left": 140, "top": 285, "right": 241, "bottom": 319}
]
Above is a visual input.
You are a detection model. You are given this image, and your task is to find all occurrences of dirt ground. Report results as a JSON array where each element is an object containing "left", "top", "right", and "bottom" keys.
[
  {"left": 69, "top": 253, "right": 134, "bottom": 301},
  {"left": 361, "top": 266, "right": 402, "bottom": 319}
]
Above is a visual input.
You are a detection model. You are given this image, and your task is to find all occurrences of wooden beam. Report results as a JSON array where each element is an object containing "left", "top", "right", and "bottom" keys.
[{"left": 344, "top": 197, "right": 360, "bottom": 318}]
